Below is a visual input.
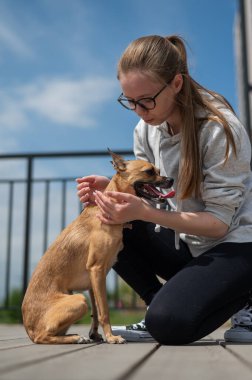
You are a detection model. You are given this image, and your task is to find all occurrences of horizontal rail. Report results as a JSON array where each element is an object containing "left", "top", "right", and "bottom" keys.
[{"left": 0, "top": 150, "right": 133, "bottom": 160}]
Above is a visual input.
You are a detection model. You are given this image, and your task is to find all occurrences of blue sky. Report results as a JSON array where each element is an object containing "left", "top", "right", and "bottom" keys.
[{"left": 0, "top": 0, "right": 238, "bottom": 155}]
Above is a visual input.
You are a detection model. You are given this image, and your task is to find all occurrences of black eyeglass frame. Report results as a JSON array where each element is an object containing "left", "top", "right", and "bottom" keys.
[{"left": 117, "top": 83, "right": 169, "bottom": 111}]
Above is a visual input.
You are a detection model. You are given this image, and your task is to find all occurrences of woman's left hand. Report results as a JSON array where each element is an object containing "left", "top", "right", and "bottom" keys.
[{"left": 94, "top": 190, "right": 147, "bottom": 224}]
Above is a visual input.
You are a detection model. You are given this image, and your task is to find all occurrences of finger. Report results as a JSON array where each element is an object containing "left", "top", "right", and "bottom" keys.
[
  {"left": 77, "top": 192, "right": 89, "bottom": 202},
  {"left": 76, "top": 177, "right": 89, "bottom": 184},
  {"left": 75, "top": 176, "right": 96, "bottom": 184},
  {"left": 94, "top": 190, "right": 112, "bottom": 206},
  {"left": 77, "top": 186, "right": 91, "bottom": 196},
  {"left": 79, "top": 194, "right": 90, "bottom": 203},
  {"left": 104, "top": 191, "right": 132, "bottom": 203},
  {"left": 81, "top": 199, "right": 96, "bottom": 206},
  {"left": 76, "top": 182, "right": 92, "bottom": 190},
  {"left": 94, "top": 193, "right": 112, "bottom": 214},
  {"left": 97, "top": 213, "right": 115, "bottom": 225}
]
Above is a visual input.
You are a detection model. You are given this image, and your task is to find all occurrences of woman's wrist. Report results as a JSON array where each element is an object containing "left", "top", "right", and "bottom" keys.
[{"left": 139, "top": 200, "right": 157, "bottom": 222}]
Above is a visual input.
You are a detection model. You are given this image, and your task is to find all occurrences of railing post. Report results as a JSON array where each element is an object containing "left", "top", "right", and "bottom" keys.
[
  {"left": 61, "top": 180, "right": 67, "bottom": 229},
  {"left": 22, "top": 156, "right": 33, "bottom": 297},
  {"left": 43, "top": 180, "right": 50, "bottom": 253},
  {"left": 239, "top": 0, "right": 252, "bottom": 139},
  {"left": 5, "top": 181, "right": 14, "bottom": 308}
]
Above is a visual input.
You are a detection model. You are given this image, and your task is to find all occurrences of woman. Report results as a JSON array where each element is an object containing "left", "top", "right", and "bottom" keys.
[{"left": 76, "top": 35, "right": 252, "bottom": 344}]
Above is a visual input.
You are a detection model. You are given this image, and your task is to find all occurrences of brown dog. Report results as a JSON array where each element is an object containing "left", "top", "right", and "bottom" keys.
[{"left": 22, "top": 151, "right": 174, "bottom": 344}]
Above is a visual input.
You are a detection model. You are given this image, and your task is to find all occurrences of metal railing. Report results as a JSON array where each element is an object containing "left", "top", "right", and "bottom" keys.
[{"left": 0, "top": 150, "right": 146, "bottom": 312}]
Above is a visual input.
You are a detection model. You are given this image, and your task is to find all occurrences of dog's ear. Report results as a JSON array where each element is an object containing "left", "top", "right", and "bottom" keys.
[{"left": 108, "top": 148, "right": 127, "bottom": 172}]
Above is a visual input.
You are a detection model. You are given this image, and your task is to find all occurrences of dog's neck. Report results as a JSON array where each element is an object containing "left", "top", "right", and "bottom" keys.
[{"left": 105, "top": 173, "right": 135, "bottom": 195}]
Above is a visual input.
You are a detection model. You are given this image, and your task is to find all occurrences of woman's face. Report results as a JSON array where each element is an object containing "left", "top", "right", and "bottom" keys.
[{"left": 119, "top": 71, "right": 182, "bottom": 126}]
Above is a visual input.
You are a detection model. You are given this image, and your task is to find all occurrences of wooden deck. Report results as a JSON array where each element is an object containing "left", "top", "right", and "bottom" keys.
[{"left": 1, "top": 324, "right": 252, "bottom": 380}]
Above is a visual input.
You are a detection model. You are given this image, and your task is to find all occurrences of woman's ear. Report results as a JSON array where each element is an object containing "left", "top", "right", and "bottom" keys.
[{"left": 173, "top": 73, "right": 183, "bottom": 94}]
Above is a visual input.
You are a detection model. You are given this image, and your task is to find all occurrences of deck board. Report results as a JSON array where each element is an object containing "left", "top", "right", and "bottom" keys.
[
  {"left": 128, "top": 337, "right": 252, "bottom": 380},
  {"left": 0, "top": 324, "right": 252, "bottom": 380}
]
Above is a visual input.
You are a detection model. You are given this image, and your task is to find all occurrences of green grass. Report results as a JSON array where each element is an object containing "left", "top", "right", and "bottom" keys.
[
  {"left": 76, "top": 309, "right": 145, "bottom": 325},
  {"left": 1, "top": 287, "right": 145, "bottom": 325},
  {"left": 0, "top": 308, "right": 145, "bottom": 325},
  {"left": 1, "top": 294, "right": 145, "bottom": 325},
  {"left": 0, "top": 309, "right": 22, "bottom": 323}
]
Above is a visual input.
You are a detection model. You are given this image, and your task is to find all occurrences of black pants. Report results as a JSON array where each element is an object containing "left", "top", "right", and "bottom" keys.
[{"left": 113, "top": 221, "right": 252, "bottom": 345}]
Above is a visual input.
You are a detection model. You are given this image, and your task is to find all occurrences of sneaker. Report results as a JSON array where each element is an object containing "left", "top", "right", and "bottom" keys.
[
  {"left": 111, "top": 319, "right": 156, "bottom": 342},
  {"left": 224, "top": 305, "right": 252, "bottom": 343}
]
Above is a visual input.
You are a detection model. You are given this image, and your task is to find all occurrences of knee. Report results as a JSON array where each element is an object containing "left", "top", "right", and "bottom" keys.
[{"left": 145, "top": 306, "right": 197, "bottom": 345}]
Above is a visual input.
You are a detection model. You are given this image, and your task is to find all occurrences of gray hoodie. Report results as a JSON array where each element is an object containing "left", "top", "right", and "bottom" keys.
[{"left": 133, "top": 97, "right": 252, "bottom": 257}]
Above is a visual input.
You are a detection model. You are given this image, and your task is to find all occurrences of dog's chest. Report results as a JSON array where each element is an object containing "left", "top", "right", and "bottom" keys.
[{"left": 69, "top": 271, "right": 92, "bottom": 291}]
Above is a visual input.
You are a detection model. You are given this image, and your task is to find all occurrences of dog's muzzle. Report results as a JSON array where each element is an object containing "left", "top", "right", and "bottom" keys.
[{"left": 134, "top": 177, "right": 175, "bottom": 203}]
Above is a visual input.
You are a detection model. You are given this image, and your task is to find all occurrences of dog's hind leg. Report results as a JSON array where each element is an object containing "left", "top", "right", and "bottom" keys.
[{"left": 34, "top": 293, "right": 89, "bottom": 344}]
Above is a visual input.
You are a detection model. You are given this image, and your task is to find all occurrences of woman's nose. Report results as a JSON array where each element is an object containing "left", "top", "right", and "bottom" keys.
[{"left": 134, "top": 104, "right": 148, "bottom": 117}]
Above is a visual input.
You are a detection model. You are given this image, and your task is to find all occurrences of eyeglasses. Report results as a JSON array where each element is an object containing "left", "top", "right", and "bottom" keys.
[{"left": 117, "top": 84, "right": 168, "bottom": 111}]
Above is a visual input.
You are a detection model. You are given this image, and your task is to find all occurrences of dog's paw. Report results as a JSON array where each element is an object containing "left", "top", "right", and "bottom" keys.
[
  {"left": 106, "top": 334, "right": 126, "bottom": 344},
  {"left": 77, "top": 336, "right": 93, "bottom": 344},
  {"left": 89, "top": 331, "right": 104, "bottom": 342}
]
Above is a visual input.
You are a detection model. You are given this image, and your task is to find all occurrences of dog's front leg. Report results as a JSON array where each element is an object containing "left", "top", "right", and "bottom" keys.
[
  {"left": 88, "top": 288, "right": 103, "bottom": 342},
  {"left": 89, "top": 268, "right": 125, "bottom": 344}
]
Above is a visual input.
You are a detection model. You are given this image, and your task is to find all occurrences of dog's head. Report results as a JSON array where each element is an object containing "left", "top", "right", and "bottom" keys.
[{"left": 109, "top": 150, "right": 175, "bottom": 203}]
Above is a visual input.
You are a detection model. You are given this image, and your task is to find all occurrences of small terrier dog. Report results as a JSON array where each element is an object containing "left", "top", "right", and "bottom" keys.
[{"left": 22, "top": 151, "right": 174, "bottom": 344}]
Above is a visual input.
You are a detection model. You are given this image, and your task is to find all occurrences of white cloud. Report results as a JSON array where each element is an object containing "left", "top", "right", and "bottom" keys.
[
  {"left": 0, "top": 22, "right": 33, "bottom": 58},
  {"left": 0, "top": 92, "right": 28, "bottom": 129},
  {"left": 22, "top": 77, "right": 117, "bottom": 127},
  {"left": 0, "top": 76, "right": 117, "bottom": 130}
]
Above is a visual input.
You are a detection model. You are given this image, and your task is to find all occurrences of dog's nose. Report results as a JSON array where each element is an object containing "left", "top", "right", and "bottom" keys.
[
  {"left": 168, "top": 177, "right": 174, "bottom": 187},
  {"left": 162, "top": 177, "right": 174, "bottom": 188}
]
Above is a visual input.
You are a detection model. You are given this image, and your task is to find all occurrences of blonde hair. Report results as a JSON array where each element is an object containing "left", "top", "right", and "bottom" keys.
[{"left": 117, "top": 35, "right": 236, "bottom": 199}]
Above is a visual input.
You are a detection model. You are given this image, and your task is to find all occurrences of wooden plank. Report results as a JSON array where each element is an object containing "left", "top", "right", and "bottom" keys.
[
  {"left": 221, "top": 344, "right": 252, "bottom": 373},
  {"left": 120, "top": 330, "right": 252, "bottom": 380},
  {"left": 0, "top": 324, "right": 27, "bottom": 339},
  {"left": 127, "top": 342, "right": 252, "bottom": 380},
  {"left": 0, "top": 325, "right": 158, "bottom": 380},
  {"left": 0, "top": 337, "right": 33, "bottom": 350},
  {"left": 2, "top": 325, "right": 252, "bottom": 380},
  {"left": 0, "top": 324, "right": 33, "bottom": 350},
  {"left": 0, "top": 343, "right": 158, "bottom": 380},
  {"left": 210, "top": 327, "right": 252, "bottom": 374}
]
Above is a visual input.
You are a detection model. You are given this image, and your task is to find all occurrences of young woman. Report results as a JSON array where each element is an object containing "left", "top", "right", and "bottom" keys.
[{"left": 76, "top": 35, "right": 252, "bottom": 344}]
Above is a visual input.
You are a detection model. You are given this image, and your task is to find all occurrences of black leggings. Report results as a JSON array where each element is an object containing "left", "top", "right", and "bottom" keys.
[{"left": 113, "top": 221, "right": 252, "bottom": 345}]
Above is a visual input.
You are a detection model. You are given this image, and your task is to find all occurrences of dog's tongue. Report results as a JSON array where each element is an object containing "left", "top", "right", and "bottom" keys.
[{"left": 145, "top": 184, "right": 175, "bottom": 199}]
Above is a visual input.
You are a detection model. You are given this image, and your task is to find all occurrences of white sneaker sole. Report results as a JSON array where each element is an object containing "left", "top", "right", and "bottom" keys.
[{"left": 111, "top": 328, "right": 155, "bottom": 342}]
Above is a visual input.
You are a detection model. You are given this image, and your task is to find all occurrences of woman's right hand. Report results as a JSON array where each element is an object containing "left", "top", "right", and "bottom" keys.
[{"left": 76, "top": 175, "right": 110, "bottom": 204}]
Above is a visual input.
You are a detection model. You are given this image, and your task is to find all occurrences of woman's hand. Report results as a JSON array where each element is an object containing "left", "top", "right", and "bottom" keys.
[
  {"left": 94, "top": 190, "right": 150, "bottom": 224},
  {"left": 76, "top": 175, "right": 110, "bottom": 205}
]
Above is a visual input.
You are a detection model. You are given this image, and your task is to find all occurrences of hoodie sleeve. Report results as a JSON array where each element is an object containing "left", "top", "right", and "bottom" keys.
[{"left": 200, "top": 112, "right": 251, "bottom": 226}]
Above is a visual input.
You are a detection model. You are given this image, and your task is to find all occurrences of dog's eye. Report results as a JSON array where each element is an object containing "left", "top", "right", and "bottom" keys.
[{"left": 145, "top": 168, "right": 156, "bottom": 176}]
